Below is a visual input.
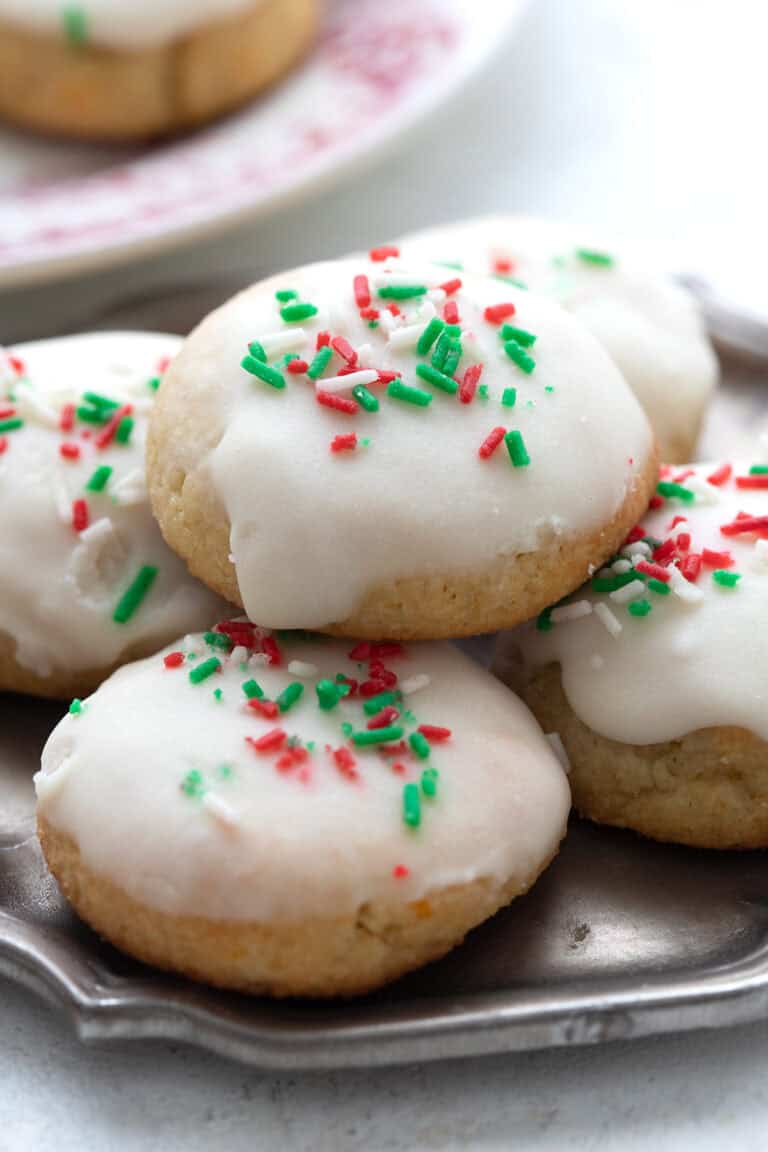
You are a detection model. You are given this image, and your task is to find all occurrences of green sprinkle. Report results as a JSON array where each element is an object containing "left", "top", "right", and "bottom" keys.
[
  {"left": 504, "top": 340, "right": 536, "bottom": 374},
  {"left": 307, "top": 346, "right": 333, "bottom": 379},
  {"left": 62, "top": 5, "right": 88, "bottom": 45},
  {"left": 421, "top": 768, "right": 439, "bottom": 798},
  {"left": 367, "top": 320, "right": 379, "bottom": 329},
  {"left": 351, "top": 726, "right": 404, "bottom": 746},
  {"left": 576, "top": 247, "right": 615, "bottom": 267},
  {"left": 248, "top": 341, "right": 267, "bottom": 362},
  {"left": 115, "top": 415, "right": 134, "bottom": 444},
  {"left": 442, "top": 344, "right": 462, "bottom": 377},
  {"left": 316, "top": 679, "right": 345, "bottom": 710},
  {"left": 113, "top": 564, "right": 158, "bottom": 623},
  {"left": 496, "top": 276, "right": 529, "bottom": 290},
  {"left": 387, "top": 379, "right": 432, "bottom": 408},
  {"left": 656, "top": 480, "right": 695, "bottom": 503},
  {"left": 591, "top": 570, "right": 641, "bottom": 593},
  {"left": 505, "top": 429, "right": 530, "bottom": 467},
  {"left": 416, "top": 316, "right": 445, "bottom": 355},
  {"left": 749, "top": 465, "right": 768, "bottom": 475},
  {"left": 477, "top": 384, "right": 489, "bottom": 400},
  {"left": 341, "top": 721, "right": 354, "bottom": 738},
  {"left": 628, "top": 599, "right": 652, "bottom": 617},
  {"left": 360, "top": 437, "right": 371, "bottom": 447},
  {"left": 181, "top": 769, "right": 205, "bottom": 799},
  {"left": 189, "top": 657, "right": 221, "bottom": 685},
  {"left": 218, "top": 763, "right": 234, "bottom": 780},
  {"left": 352, "top": 384, "right": 379, "bottom": 412},
  {"left": 409, "top": 731, "right": 430, "bottom": 760},
  {"left": 544, "top": 385, "right": 555, "bottom": 394},
  {"left": 402, "top": 783, "right": 421, "bottom": 828},
  {"left": 436, "top": 260, "right": 463, "bottom": 271},
  {"left": 501, "top": 387, "right": 517, "bottom": 408},
  {"left": 0, "top": 417, "right": 23, "bottom": 434},
  {"left": 430, "top": 329, "right": 455, "bottom": 371},
  {"left": 713, "top": 570, "right": 741, "bottom": 588},
  {"left": 275, "top": 289, "right": 298, "bottom": 302},
  {"left": 500, "top": 324, "right": 537, "bottom": 347},
  {"left": 362, "top": 690, "right": 402, "bottom": 716},
  {"left": 147, "top": 376, "right": 161, "bottom": 392},
  {"left": 204, "top": 631, "right": 232, "bottom": 651},
  {"left": 280, "top": 302, "right": 318, "bottom": 322},
  {"left": 277, "top": 682, "right": 304, "bottom": 712},
  {"left": 82, "top": 391, "right": 118, "bottom": 411},
  {"left": 69, "top": 698, "right": 83, "bottom": 716},
  {"left": 648, "top": 578, "right": 671, "bottom": 596},
  {"left": 415, "top": 363, "right": 458, "bottom": 395},
  {"left": 378, "top": 285, "right": 427, "bottom": 300},
  {"left": 76, "top": 405, "right": 110, "bottom": 425},
  {"left": 85, "top": 464, "right": 112, "bottom": 492},
  {"left": 241, "top": 355, "right": 286, "bottom": 389},
  {"left": 242, "top": 679, "right": 264, "bottom": 700},
  {"left": 213, "top": 688, "right": 223, "bottom": 702},
  {"left": 536, "top": 608, "right": 553, "bottom": 632}
]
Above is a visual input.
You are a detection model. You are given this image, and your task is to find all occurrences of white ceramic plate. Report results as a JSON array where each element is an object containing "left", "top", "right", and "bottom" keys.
[{"left": 0, "top": 0, "right": 525, "bottom": 289}]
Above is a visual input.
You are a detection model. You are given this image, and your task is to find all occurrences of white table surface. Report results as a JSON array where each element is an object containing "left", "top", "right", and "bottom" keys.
[{"left": 2, "top": 1, "right": 767, "bottom": 1148}]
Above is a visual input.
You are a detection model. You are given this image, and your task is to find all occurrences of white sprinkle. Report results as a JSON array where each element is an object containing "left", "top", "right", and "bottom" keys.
[
  {"left": 682, "top": 476, "right": 720, "bottom": 505},
  {"left": 110, "top": 468, "right": 147, "bottom": 506},
  {"left": 621, "top": 540, "right": 651, "bottom": 559},
  {"left": 427, "top": 288, "right": 447, "bottom": 304},
  {"left": 288, "top": 659, "right": 318, "bottom": 678},
  {"left": 668, "top": 563, "right": 704, "bottom": 605},
  {"left": 590, "top": 653, "right": 605, "bottom": 670},
  {"left": 13, "top": 385, "right": 59, "bottom": 428},
  {"left": 550, "top": 600, "right": 593, "bottom": 624},
  {"left": 594, "top": 602, "right": 622, "bottom": 637},
  {"left": 355, "top": 343, "right": 374, "bottom": 368},
  {"left": 315, "top": 369, "right": 378, "bottom": 394},
  {"left": 587, "top": 563, "right": 597, "bottom": 576},
  {"left": 378, "top": 310, "right": 399, "bottom": 334},
  {"left": 545, "top": 732, "right": 571, "bottom": 774},
  {"left": 203, "top": 793, "right": 240, "bottom": 830},
  {"left": 611, "top": 558, "right": 632, "bottom": 574},
  {"left": 386, "top": 322, "right": 429, "bottom": 352},
  {"left": 400, "top": 673, "right": 430, "bottom": 696},
  {"left": 248, "top": 652, "right": 269, "bottom": 669},
  {"left": 229, "top": 645, "right": 249, "bottom": 665},
  {"left": 372, "top": 273, "right": 443, "bottom": 289},
  {"left": 609, "top": 579, "right": 646, "bottom": 604},
  {"left": 257, "top": 329, "right": 307, "bottom": 357},
  {"left": 415, "top": 299, "right": 437, "bottom": 323}
]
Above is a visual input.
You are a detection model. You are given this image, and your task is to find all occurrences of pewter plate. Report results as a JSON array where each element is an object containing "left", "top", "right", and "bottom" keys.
[{"left": 1, "top": 296, "right": 768, "bottom": 1070}]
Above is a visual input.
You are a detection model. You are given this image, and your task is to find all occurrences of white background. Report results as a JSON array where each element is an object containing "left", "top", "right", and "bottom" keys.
[{"left": 2, "top": 1, "right": 768, "bottom": 1148}]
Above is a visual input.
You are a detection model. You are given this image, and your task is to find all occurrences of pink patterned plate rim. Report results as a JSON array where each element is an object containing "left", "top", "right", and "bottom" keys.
[{"left": 0, "top": 0, "right": 524, "bottom": 289}]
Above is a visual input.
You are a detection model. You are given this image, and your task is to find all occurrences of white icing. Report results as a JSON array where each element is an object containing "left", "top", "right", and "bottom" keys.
[
  {"left": 36, "top": 634, "right": 570, "bottom": 922},
  {"left": 175, "top": 257, "right": 652, "bottom": 629},
  {"left": 397, "top": 217, "right": 719, "bottom": 459},
  {"left": 504, "top": 462, "right": 768, "bottom": 743},
  {"left": 0, "top": 0, "right": 261, "bottom": 49},
  {"left": 0, "top": 333, "right": 226, "bottom": 681}
]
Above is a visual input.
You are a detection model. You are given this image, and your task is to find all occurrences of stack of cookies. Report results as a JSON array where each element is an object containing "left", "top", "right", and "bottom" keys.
[{"left": 10, "top": 224, "right": 757, "bottom": 1000}]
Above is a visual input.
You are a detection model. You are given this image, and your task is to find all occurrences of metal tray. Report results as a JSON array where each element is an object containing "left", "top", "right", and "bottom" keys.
[{"left": 1, "top": 292, "right": 767, "bottom": 1070}]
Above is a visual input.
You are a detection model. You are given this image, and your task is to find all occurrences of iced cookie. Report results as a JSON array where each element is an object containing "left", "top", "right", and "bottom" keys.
[
  {"left": 0, "top": 0, "right": 317, "bottom": 139},
  {"left": 147, "top": 254, "right": 657, "bottom": 640},
  {"left": 398, "top": 217, "right": 718, "bottom": 464},
  {"left": 36, "top": 628, "right": 570, "bottom": 996},
  {"left": 495, "top": 461, "right": 768, "bottom": 849},
  {"left": 0, "top": 332, "right": 228, "bottom": 698}
]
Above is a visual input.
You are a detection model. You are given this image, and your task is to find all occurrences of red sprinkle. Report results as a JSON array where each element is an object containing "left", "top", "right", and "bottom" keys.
[
  {"left": 163, "top": 651, "right": 185, "bottom": 669},
  {"left": 376, "top": 370, "right": 400, "bottom": 385},
  {"left": 371, "top": 642, "right": 404, "bottom": 659},
  {"left": 333, "top": 746, "right": 358, "bottom": 781},
  {"left": 493, "top": 257, "right": 514, "bottom": 275},
  {"left": 484, "top": 302, "right": 516, "bottom": 325},
  {"left": 331, "top": 336, "right": 357, "bottom": 365},
  {"left": 94, "top": 403, "right": 132, "bottom": 450},
  {"left": 417, "top": 724, "right": 452, "bottom": 742},
  {"left": 443, "top": 300, "right": 460, "bottom": 325},
  {"left": 248, "top": 728, "right": 286, "bottom": 753},
  {"left": 668, "top": 515, "right": 688, "bottom": 530},
  {"left": 439, "top": 278, "right": 462, "bottom": 296},
  {"left": 392, "top": 864, "right": 410, "bottom": 879},
  {"left": 276, "top": 745, "right": 309, "bottom": 773},
  {"left": 71, "top": 498, "right": 89, "bottom": 533},
  {"left": 736, "top": 475, "right": 768, "bottom": 489},
  {"left": 391, "top": 762, "right": 407, "bottom": 776},
  {"left": 386, "top": 303, "right": 401, "bottom": 316},
  {"left": 156, "top": 356, "right": 171, "bottom": 375},
  {"left": 676, "top": 531, "right": 691, "bottom": 550},
  {"left": 653, "top": 538, "right": 677, "bottom": 564},
  {"left": 317, "top": 390, "right": 358, "bottom": 415},
  {"left": 648, "top": 495, "right": 664, "bottom": 510},
  {"left": 720, "top": 515, "right": 768, "bottom": 537},
  {"left": 707, "top": 463, "right": 732, "bottom": 487},
  {"left": 59, "top": 403, "right": 75, "bottom": 433},
  {"left": 316, "top": 331, "right": 331, "bottom": 349},
  {"left": 335, "top": 674, "right": 358, "bottom": 697},
  {"left": 634, "top": 560, "right": 670, "bottom": 583},
  {"left": 359, "top": 307, "right": 379, "bottom": 321},
  {"left": 261, "top": 636, "right": 282, "bottom": 666},
  {"left": 0, "top": 405, "right": 15, "bottom": 419},
  {"left": 348, "top": 642, "right": 371, "bottom": 661},
  {"left": 674, "top": 468, "right": 695, "bottom": 483},
  {"left": 702, "top": 548, "right": 733, "bottom": 568},
  {"left": 459, "top": 364, "right": 482, "bottom": 405},
  {"left": 59, "top": 442, "right": 80, "bottom": 461},
  {"left": 478, "top": 426, "right": 506, "bottom": 460},
  {"left": 367, "top": 706, "right": 400, "bottom": 729},
  {"left": 286, "top": 358, "right": 309, "bottom": 374},
  {"left": 331, "top": 433, "right": 358, "bottom": 453},
  {"left": 248, "top": 698, "right": 279, "bottom": 719},
  {"left": 369, "top": 245, "right": 399, "bottom": 261},
  {"left": 680, "top": 553, "right": 702, "bottom": 582},
  {"left": 624, "top": 525, "right": 646, "bottom": 545},
  {"left": 354, "top": 275, "right": 372, "bottom": 308},
  {"left": 0, "top": 437, "right": 7, "bottom": 455},
  {"left": 8, "top": 356, "right": 25, "bottom": 376}
]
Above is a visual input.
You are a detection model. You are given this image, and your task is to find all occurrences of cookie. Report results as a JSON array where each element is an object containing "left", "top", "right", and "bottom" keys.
[
  {"left": 0, "top": 0, "right": 318, "bottom": 139},
  {"left": 36, "top": 628, "right": 571, "bottom": 996},
  {"left": 0, "top": 333, "right": 228, "bottom": 698},
  {"left": 398, "top": 217, "right": 718, "bottom": 464},
  {"left": 495, "top": 460, "right": 768, "bottom": 848},
  {"left": 147, "top": 253, "right": 657, "bottom": 640}
]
